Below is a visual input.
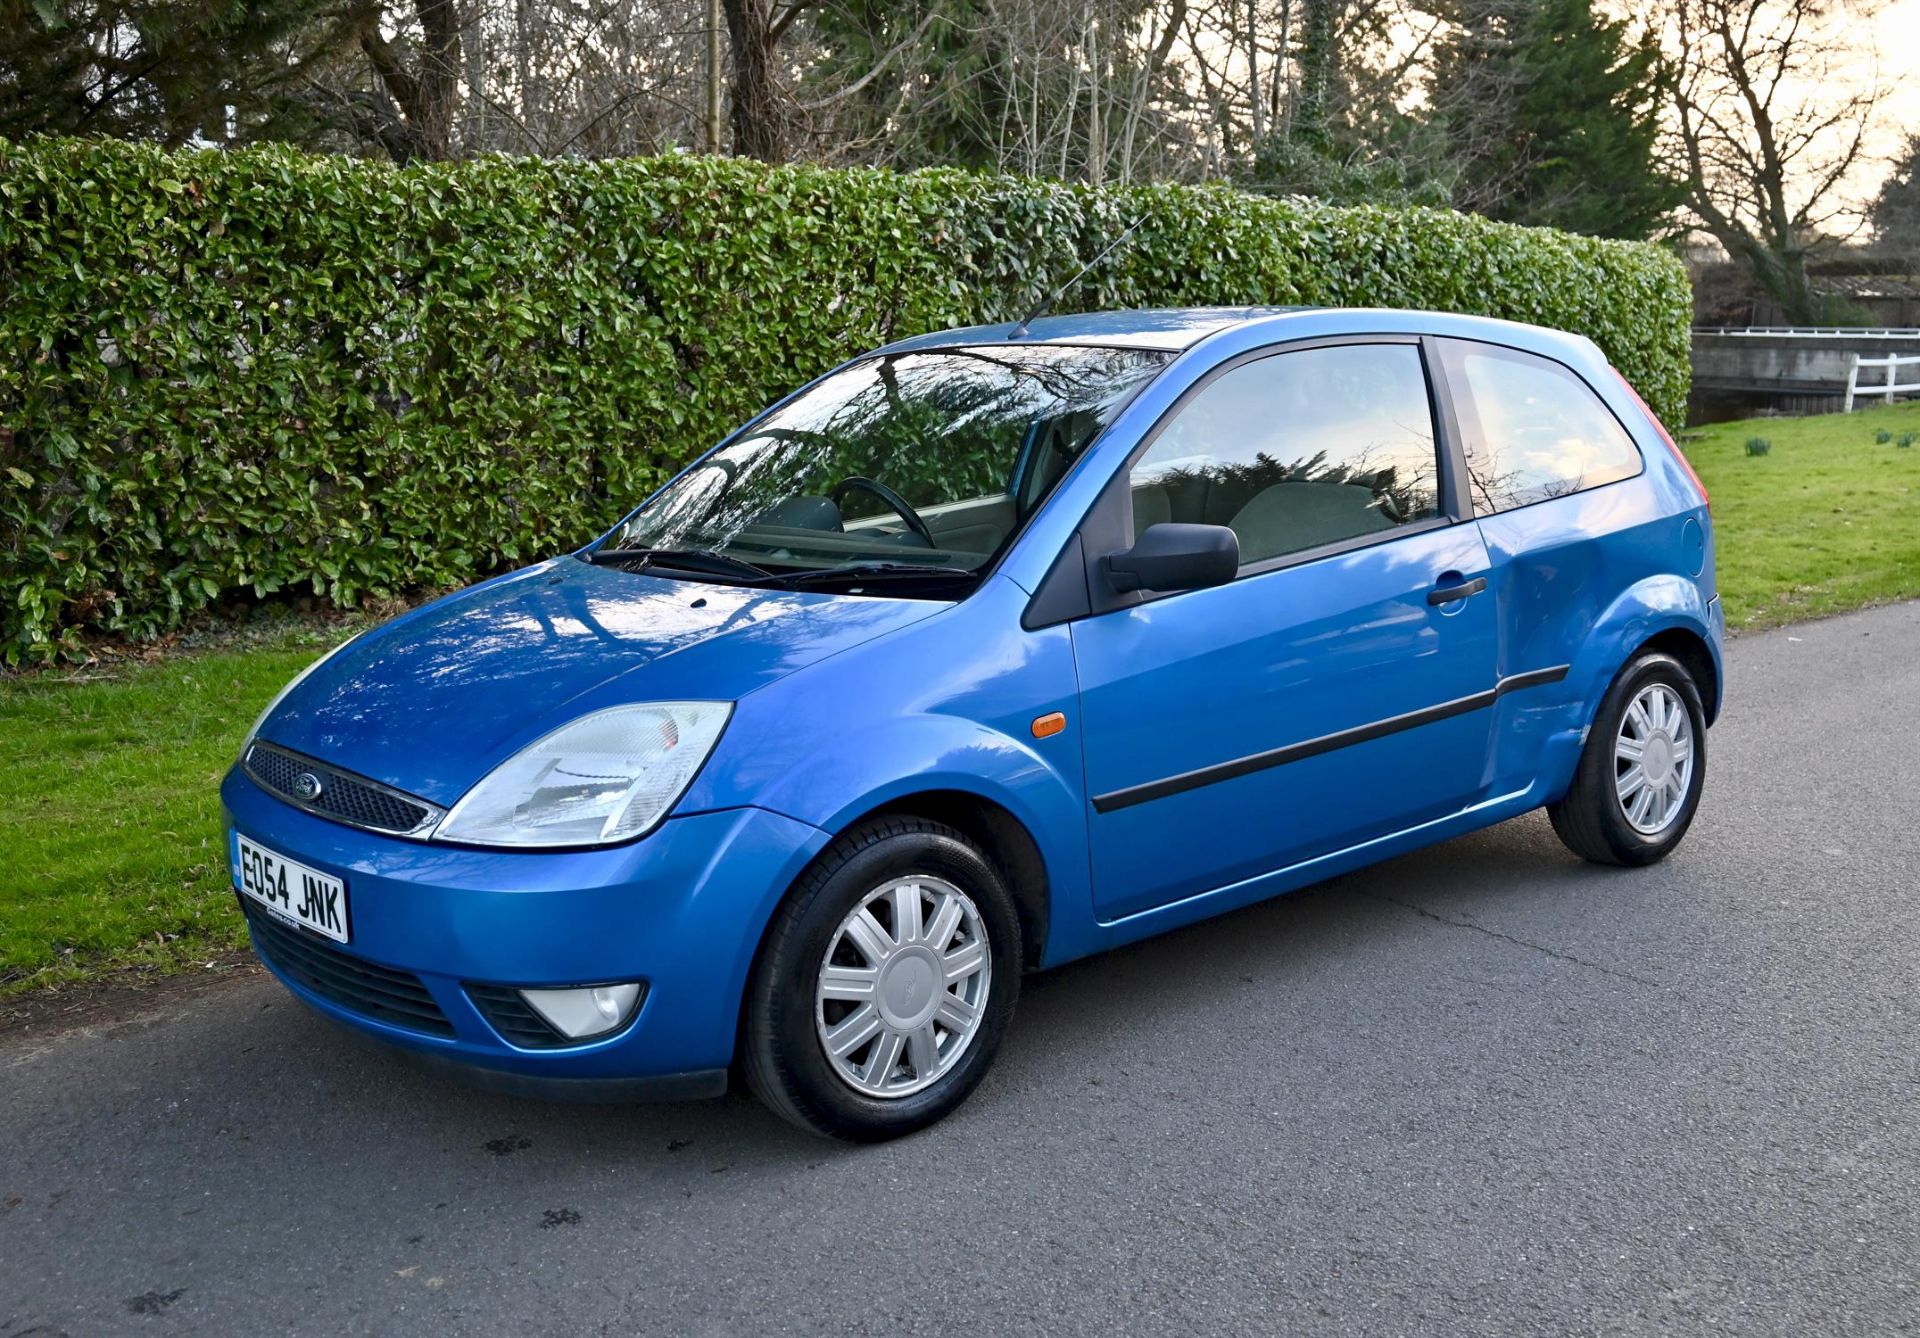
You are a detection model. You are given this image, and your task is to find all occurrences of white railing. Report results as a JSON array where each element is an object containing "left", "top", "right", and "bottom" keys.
[
  {"left": 1843, "top": 353, "right": 1920, "bottom": 411},
  {"left": 1696, "top": 326, "right": 1920, "bottom": 338}
]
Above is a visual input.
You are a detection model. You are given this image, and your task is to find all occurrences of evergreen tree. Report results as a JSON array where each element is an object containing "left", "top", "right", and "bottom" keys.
[
  {"left": 1247, "top": 123, "right": 1455, "bottom": 209},
  {"left": 0, "top": 0, "right": 344, "bottom": 147},
  {"left": 1243, "top": 0, "right": 1455, "bottom": 208},
  {"left": 1429, "top": 0, "right": 1680, "bottom": 239},
  {"left": 805, "top": 0, "right": 1004, "bottom": 171},
  {"left": 1871, "top": 134, "right": 1920, "bottom": 255}
]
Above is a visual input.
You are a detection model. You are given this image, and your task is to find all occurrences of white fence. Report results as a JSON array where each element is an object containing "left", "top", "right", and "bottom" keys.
[
  {"left": 1698, "top": 326, "right": 1920, "bottom": 339},
  {"left": 1843, "top": 353, "right": 1920, "bottom": 411}
]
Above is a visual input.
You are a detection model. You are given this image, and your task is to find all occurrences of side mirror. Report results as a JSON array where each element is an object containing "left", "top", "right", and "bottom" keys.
[{"left": 1105, "top": 523, "right": 1240, "bottom": 594}]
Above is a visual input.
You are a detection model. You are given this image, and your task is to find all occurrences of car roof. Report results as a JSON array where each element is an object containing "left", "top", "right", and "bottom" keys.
[
  {"left": 879, "top": 307, "right": 1314, "bottom": 353},
  {"left": 876, "top": 305, "right": 1591, "bottom": 359}
]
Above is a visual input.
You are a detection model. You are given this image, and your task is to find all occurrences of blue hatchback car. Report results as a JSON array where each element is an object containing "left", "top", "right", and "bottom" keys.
[{"left": 224, "top": 306, "right": 1721, "bottom": 1140}]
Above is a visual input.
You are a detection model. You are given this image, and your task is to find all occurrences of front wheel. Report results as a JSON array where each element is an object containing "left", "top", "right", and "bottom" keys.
[
  {"left": 1549, "top": 650, "right": 1708, "bottom": 866},
  {"left": 741, "top": 817, "right": 1021, "bottom": 1141}
]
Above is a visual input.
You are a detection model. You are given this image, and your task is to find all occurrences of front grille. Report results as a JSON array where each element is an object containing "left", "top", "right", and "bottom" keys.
[
  {"left": 245, "top": 742, "right": 441, "bottom": 837},
  {"left": 244, "top": 903, "right": 455, "bottom": 1038},
  {"left": 466, "top": 984, "right": 570, "bottom": 1049}
]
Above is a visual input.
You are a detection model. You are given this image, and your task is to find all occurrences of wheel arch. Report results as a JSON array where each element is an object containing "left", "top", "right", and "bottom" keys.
[
  {"left": 728, "top": 786, "right": 1057, "bottom": 1093},
  {"left": 1568, "top": 575, "right": 1723, "bottom": 731},
  {"left": 1638, "top": 625, "right": 1721, "bottom": 725},
  {"left": 733, "top": 785, "right": 1057, "bottom": 1073},
  {"left": 832, "top": 790, "right": 1052, "bottom": 972}
]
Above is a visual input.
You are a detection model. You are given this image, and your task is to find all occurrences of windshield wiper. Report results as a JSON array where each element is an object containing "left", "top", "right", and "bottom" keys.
[
  {"left": 585, "top": 546, "right": 775, "bottom": 583},
  {"left": 588, "top": 548, "right": 974, "bottom": 591},
  {"left": 775, "top": 562, "right": 976, "bottom": 589}
]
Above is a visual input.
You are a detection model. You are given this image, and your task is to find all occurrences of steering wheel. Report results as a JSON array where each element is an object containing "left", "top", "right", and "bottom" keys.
[{"left": 831, "top": 476, "right": 937, "bottom": 549}]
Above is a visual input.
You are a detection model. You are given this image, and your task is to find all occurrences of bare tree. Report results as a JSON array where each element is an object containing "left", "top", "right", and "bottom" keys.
[
  {"left": 151, "top": 0, "right": 1459, "bottom": 188},
  {"left": 340, "top": 0, "right": 468, "bottom": 161},
  {"left": 720, "top": 0, "right": 814, "bottom": 160},
  {"left": 422, "top": 1, "right": 715, "bottom": 159},
  {"left": 38, "top": 0, "right": 1654, "bottom": 213},
  {"left": 1666, "top": 0, "right": 1884, "bottom": 322},
  {"left": 706, "top": 0, "right": 724, "bottom": 152}
]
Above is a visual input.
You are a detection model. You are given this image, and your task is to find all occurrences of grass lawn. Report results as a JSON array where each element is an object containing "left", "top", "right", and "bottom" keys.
[
  {"left": 3, "top": 401, "right": 1919, "bottom": 1000},
  {"left": 0, "top": 618, "right": 369, "bottom": 998},
  {"left": 1686, "top": 400, "right": 1920, "bottom": 630}
]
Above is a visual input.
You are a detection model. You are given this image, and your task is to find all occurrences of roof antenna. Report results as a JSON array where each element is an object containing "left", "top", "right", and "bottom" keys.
[{"left": 1007, "top": 214, "right": 1148, "bottom": 340}]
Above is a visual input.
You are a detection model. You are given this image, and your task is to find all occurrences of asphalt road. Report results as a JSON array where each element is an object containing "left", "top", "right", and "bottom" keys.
[{"left": 6, "top": 603, "right": 1920, "bottom": 1337}]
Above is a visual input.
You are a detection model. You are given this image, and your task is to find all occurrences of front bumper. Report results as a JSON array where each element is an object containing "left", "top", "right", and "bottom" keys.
[{"left": 221, "top": 767, "right": 830, "bottom": 1092}]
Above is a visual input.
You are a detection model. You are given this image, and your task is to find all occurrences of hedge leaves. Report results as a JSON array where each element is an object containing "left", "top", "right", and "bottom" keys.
[{"left": 0, "top": 138, "right": 1690, "bottom": 663}]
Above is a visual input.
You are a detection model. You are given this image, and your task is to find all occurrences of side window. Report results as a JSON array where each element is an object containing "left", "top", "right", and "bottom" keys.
[
  {"left": 1128, "top": 343, "right": 1442, "bottom": 567},
  {"left": 1450, "top": 344, "right": 1642, "bottom": 513}
]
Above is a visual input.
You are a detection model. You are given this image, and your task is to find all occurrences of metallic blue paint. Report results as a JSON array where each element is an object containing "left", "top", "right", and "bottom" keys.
[
  {"left": 224, "top": 305, "right": 1722, "bottom": 1097},
  {"left": 223, "top": 765, "right": 829, "bottom": 1079},
  {"left": 263, "top": 557, "right": 945, "bottom": 806},
  {"left": 879, "top": 305, "right": 1312, "bottom": 353},
  {"left": 1072, "top": 521, "right": 1501, "bottom": 920}
]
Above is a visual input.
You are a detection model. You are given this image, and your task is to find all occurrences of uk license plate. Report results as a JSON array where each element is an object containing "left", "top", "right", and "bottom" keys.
[{"left": 231, "top": 831, "right": 350, "bottom": 943}]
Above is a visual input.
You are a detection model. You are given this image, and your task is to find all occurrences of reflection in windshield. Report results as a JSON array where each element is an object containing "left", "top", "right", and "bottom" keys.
[{"left": 601, "top": 344, "right": 1171, "bottom": 589}]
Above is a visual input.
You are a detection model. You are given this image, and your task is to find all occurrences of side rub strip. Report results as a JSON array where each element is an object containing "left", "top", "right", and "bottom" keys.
[{"left": 1090, "top": 665, "right": 1570, "bottom": 814}]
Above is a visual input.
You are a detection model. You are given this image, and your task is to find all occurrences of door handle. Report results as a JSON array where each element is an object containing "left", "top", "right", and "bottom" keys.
[{"left": 1427, "top": 576, "right": 1487, "bottom": 605}]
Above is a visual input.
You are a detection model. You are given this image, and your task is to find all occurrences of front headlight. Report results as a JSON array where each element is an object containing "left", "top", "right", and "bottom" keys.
[
  {"left": 237, "top": 631, "right": 363, "bottom": 762},
  {"left": 433, "top": 702, "right": 732, "bottom": 848}
]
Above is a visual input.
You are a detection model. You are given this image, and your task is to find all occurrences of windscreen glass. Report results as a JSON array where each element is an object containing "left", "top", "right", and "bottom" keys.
[{"left": 597, "top": 344, "right": 1172, "bottom": 591}]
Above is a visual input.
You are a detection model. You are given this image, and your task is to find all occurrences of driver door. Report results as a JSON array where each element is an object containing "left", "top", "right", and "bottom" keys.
[{"left": 1070, "top": 340, "right": 1500, "bottom": 922}]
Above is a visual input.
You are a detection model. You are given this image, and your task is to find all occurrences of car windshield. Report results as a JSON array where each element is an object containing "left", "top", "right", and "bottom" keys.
[{"left": 593, "top": 344, "right": 1172, "bottom": 593}]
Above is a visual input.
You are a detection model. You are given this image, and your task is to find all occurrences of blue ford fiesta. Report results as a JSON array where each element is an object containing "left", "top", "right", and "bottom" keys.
[{"left": 224, "top": 306, "right": 1721, "bottom": 1140}]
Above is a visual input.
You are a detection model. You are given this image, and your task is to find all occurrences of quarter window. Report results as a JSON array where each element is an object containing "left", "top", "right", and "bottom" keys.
[
  {"left": 1128, "top": 343, "right": 1442, "bottom": 567},
  {"left": 1449, "top": 344, "right": 1642, "bottom": 513}
]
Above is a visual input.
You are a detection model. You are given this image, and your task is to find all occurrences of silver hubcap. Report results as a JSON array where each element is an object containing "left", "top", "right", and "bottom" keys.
[
  {"left": 1615, "top": 682, "right": 1695, "bottom": 835},
  {"left": 815, "top": 876, "right": 991, "bottom": 1099}
]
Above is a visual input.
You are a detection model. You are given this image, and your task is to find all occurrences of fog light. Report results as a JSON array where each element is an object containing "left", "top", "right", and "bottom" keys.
[{"left": 519, "top": 982, "right": 644, "bottom": 1040}]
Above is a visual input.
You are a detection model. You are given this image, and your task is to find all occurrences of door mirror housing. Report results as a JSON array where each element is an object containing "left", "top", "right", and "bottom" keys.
[{"left": 1105, "top": 523, "right": 1240, "bottom": 594}]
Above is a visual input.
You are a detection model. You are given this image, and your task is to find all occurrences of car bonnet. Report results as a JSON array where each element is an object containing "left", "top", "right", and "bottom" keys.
[{"left": 253, "top": 558, "right": 947, "bottom": 808}]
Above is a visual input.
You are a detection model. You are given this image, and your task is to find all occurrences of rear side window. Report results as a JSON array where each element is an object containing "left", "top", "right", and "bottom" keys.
[
  {"left": 1447, "top": 343, "right": 1642, "bottom": 513},
  {"left": 1128, "top": 343, "right": 1442, "bottom": 567}
]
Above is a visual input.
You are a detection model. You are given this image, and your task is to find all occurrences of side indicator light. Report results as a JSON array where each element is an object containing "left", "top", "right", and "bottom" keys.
[{"left": 1031, "top": 712, "right": 1067, "bottom": 739}]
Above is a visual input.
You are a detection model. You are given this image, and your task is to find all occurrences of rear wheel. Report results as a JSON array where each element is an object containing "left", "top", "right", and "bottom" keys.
[
  {"left": 1549, "top": 651, "right": 1707, "bottom": 866},
  {"left": 742, "top": 817, "right": 1021, "bottom": 1141}
]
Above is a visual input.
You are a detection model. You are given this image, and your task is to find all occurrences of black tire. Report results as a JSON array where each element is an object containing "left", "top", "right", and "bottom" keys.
[
  {"left": 741, "top": 817, "right": 1022, "bottom": 1141},
  {"left": 1549, "top": 650, "right": 1708, "bottom": 867}
]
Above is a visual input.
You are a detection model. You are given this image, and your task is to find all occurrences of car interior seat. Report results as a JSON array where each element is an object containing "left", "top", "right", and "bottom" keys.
[{"left": 1227, "top": 481, "right": 1393, "bottom": 565}]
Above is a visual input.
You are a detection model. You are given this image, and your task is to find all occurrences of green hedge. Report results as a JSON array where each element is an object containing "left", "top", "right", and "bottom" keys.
[{"left": 0, "top": 137, "right": 1691, "bottom": 663}]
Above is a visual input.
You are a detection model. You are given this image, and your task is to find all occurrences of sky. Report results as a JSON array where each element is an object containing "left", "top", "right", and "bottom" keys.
[
  {"left": 1756, "top": 0, "right": 1917, "bottom": 230},
  {"left": 1375, "top": 0, "right": 1915, "bottom": 231},
  {"left": 1863, "top": 0, "right": 1919, "bottom": 210}
]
